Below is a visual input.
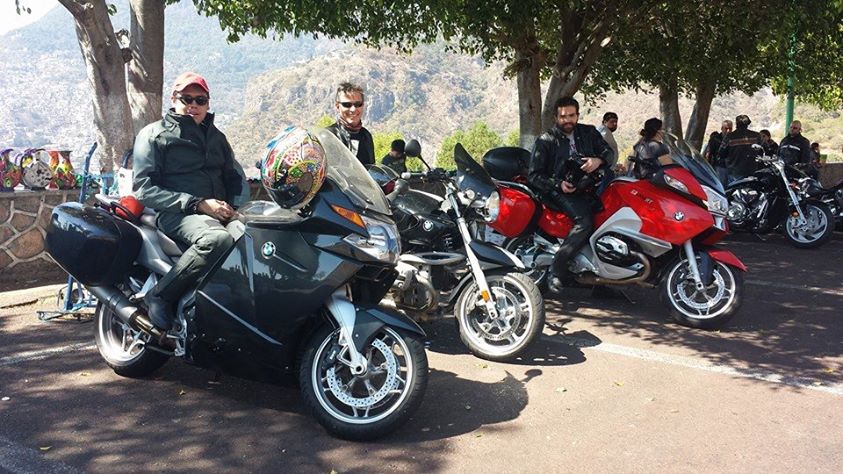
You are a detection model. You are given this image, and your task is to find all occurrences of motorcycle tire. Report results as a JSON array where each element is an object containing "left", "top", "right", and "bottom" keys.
[
  {"left": 660, "top": 258, "right": 743, "bottom": 329},
  {"left": 454, "top": 271, "right": 545, "bottom": 361},
  {"left": 782, "top": 202, "right": 834, "bottom": 249},
  {"left": 94, "top": 302, "right": 170, "bottom": 377},
  {"left": 503, "top": 235, "right": 549, "bottom": 294},
  {"left": 299, "top": 324, "right": 428, "bottom": 441}
]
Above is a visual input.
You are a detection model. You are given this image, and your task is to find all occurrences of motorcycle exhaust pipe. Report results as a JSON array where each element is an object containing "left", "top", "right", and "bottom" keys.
[
  {"left": 575, "top": 251, "right": 652, "bottom": 287},
  {"left": 87, "top": 286, "right": 165, "bottom": 341}
]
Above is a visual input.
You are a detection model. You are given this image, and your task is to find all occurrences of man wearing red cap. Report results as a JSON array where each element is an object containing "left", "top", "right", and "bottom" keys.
[{"left": 132, "top": 71, "right": 245, "bottom": 331}]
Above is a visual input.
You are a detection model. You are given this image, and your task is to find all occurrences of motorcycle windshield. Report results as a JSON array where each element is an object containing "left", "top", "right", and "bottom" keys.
[
  {"left": 454, "top": 143, "right": 496, "bottom": 198},
  {"left": 664, "top": 133, "right": 725, "bottom": 194},
  {"left": 314, "top": 128, "right": 391, "bottom": 215}
]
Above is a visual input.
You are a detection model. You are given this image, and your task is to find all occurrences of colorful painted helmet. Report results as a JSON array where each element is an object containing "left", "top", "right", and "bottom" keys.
[
  {"left": 18, "top": 148, "right": 53, "bottom": 190},
  {"left": 0, "top": 148, "right": 23, "bottom": 191},
  {"left": 260, "top": 126, "right": 327, "bottom": 209}
]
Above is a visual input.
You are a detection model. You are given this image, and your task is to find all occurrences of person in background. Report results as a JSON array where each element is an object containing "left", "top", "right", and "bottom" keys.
[
  {"left": 704, "top": 120, "right": 733, "bottom": 185},
  {"left": 327, "top": 82, "right": 375, "bottom": 166},
  {"left": 133, "top": 72, "right": 244, "bottom": 332},
  {"left": 718, "top": 114, "right": 761, "bottom": 183},
  {"left": 596, "top": 112, "right": 619, "bottom": 193},
  {"left": 630, "top": 118, "right": 672, "bottom": 178},
  {"left": 759, "top": 129, "right": 779, "bottom": 156},
  {"left": 382, "top": 139, "right": 408, "bottom": 174},
  {"left": 779, "top": 120, "right": 812, "bottom": 166}
]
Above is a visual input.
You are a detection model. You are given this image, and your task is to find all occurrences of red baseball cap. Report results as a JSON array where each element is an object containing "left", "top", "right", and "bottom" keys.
[{"left": 171, "top": 72, "right": 210, "bottom": 95}]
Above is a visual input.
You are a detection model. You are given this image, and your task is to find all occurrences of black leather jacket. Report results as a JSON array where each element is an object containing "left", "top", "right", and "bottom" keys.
[
  {"left": 528, "top": 123, "right": 612, "bottom": 195},
  {"left": 327, "top": 122, "right": 375, "bottom": 166},
  {"left": 718, "top": 127, "right": 762, "bottom": 178},
  {"left": 779, "top": 133, "right": 811, "bottom": 166}
]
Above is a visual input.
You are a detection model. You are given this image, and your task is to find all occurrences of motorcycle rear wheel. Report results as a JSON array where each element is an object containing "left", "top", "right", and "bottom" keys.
[
  {"left": 454, "top": 271, "right": 545, "bottom": 361},
  {"left": 660, "top": 258, "right": 743, "bottom": 329},
  {"left": 783, "top": 202, "right": 834, "bottom": 249},
  {"left": 299, "top": 325, "right": 428, "bottom": 441},
  {"left": 94, "top": 302, "right": 169, "bottom": 377}
]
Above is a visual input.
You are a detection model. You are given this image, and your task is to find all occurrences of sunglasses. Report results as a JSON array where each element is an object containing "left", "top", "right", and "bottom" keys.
[
  {"left": 338, "top": 101, "right": 364, "bottom": 108},
  {"left": 176, "top": 94, "right": 209, "bottom": 106}
]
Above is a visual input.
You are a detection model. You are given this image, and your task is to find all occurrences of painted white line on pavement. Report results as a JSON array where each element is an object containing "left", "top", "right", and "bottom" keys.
[
  {"left": 746, "top": 279, "right": 843, "bottom": 297},
  {"left": 550, "top": 335, "right": 843, "bottom": 396},
  {"left": 0, "top": 435, "right": 84, "bottom": 474},
  {"left": 0, "top": 343, "right": 96, "bottom": 368}
]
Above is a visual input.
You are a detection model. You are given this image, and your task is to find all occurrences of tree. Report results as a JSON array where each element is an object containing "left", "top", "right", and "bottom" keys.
[
  {"left": 17, "top": 0, "right": 172, "bottom": 171},
  {"left": 436, "top": 122, "right": 502, "bottom": 170}
]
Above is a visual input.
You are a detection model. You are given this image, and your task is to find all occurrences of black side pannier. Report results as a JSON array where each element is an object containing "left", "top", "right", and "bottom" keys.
[
  {"left": 482, "top": 147, "right": 531, "bottom": 181},
  {"left": 45, "top": 202, "right": 142, "bottom": 286}
]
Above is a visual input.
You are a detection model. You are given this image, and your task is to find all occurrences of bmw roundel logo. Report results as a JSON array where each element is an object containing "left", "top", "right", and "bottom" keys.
[
  {"left": 261, "top": 242, "right": 276, "bottom": 258},
  {"left": 422, "top": 220, "right": 434, "bottom": 232},
  {"left": 674, "top": 211, "right": 685, "bottom": 221}
]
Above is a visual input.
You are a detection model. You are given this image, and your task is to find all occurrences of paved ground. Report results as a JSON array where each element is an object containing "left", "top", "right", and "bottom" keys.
[{"left": 0, "top": 231, "right": 841, "bottom": 473}]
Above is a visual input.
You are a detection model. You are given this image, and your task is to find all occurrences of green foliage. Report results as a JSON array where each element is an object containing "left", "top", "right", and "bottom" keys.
[
  {"left": 505, "top": 129, "right": 521, "bottom": 147},
  {"left": 314, "top": 114, "right": 335, "bottom": 128},
  {"left": 373, "top": 130, "right": 403, "bottom": 162},
  {"left": 436, "top": 122, "right": 502, "bottom": 170}
]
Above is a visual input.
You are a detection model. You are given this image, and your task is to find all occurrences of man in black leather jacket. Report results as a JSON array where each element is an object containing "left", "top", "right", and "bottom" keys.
[
  {"left": 718, "top": 114, "right": 762, "bottom": 182},
  {"left": 779, "top": 120, "right": 812, "bottom": 166},
  {"left": 528, "top": 96, "right": 612, "bottom": 292},
  {"left": 133, "top": 72, "right": 245, "bottom": 331},
  {"left": 327, "top": 82, "right": 375, "bottom": 166}
]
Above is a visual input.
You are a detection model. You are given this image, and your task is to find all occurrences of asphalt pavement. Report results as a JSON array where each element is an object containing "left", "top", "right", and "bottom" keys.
[{"left": 0, "top": 231, "right": 841, "bottom": 473}]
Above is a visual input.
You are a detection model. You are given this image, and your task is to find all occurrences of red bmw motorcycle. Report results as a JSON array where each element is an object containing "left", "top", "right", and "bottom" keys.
[{"left": 480, "top": 137, "right": 746, "bottom": 328}]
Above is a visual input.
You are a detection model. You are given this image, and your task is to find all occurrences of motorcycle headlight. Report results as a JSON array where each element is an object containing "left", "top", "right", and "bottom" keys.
[
  {"left": 702, "top": 185, "right": 728, "bottom": 216},
  {"left": 484, "top": 191, "right": 500, "bottom": 223},
  {"left": 343, "top": 215, "right": 401, "bottom": 264},
  {"left": 663, "top": 174, "right": 689, "bottom": 194}
]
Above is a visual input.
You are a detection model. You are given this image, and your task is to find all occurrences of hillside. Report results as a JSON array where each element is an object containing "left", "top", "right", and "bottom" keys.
[{"left": 1, "top": 0, "right": 840, "bottom": 172}]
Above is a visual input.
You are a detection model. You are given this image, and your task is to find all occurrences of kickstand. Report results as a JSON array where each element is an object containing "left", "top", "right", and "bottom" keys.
[{"left": 750, "top": 233, "right": 768, "bottom": 242}]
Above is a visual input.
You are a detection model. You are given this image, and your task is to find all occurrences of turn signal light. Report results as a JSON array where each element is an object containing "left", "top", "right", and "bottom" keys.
[{"left": 331, "top": 205, "right": 365, "bottom": 228}]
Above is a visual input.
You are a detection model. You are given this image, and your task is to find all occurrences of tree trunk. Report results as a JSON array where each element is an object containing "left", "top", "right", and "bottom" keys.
[
  {"left": 128, "top": 0, "right": 165, "bottom": 134},
  {"left": 59, "top": 0, "right": 133, "bottom": 173},
  {"left": 514, "top": 46, "right": 544, "bottom": 149},
  {"left": 659, "top": 80, "right": 683, "bottom": 139},
  {"left": 683, "top": 78, "right": 716, "bottom": 150}
]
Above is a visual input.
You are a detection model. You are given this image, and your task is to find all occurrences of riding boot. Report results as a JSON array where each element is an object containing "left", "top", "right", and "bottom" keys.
[{"left": 144, "top": 292, "right": 174, "bottom": 331}]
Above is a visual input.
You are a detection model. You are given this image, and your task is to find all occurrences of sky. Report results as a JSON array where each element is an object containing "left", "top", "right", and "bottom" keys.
[{"left": 0, "top": 0, "right": 57, "bottom": 35}]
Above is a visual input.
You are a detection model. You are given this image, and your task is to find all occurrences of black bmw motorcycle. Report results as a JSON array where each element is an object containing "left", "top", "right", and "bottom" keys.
[
  {"left": 726, "top": 146, "right": 834, "bottom": 248},
  {"left": 370, "top": 142, "right": 545, "bottom": 362},
  {"left": 45, "top": 129, "right": 428, "bottom": 440}
]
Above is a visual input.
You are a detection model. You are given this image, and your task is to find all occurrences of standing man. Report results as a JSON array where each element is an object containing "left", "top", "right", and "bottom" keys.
[
  {"left": 596, "top": 112, "right": 619, "bottom": 192},
  {"left": 779, "top": 120, "right": 812, "bottom": 166},
  {"left": 718, "top": 115, "right": 762, "bottom": 183},
  {"left": 382, "top": 139, "right": 408, "bottom": 174},
  {"left": 133, "top": 72, "right": 245, "bottom": 331},
  {"left": 528, "top": 96, "right": 612, "bottom": 292},
  {"left": 759, "top": 129, "right": 779, "bottom": 156},
  {"left": 327, "top": 82, "right": 375, "bottom": 166},
  {"left": 704, "top": 120, "right": 733, "bottom": 184}
]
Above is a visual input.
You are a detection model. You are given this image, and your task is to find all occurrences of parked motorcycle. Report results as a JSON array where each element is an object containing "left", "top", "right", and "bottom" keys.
[
  {"left": 795, "top": 176, "right": 843, "bottom": 231},
  {"left": 45, "top": 129, "right": 428, "bottom": 440},
  {"left": 726, "top": 146, "right": 834, "bottom": 248},
  {"left": 370, "top": 142, "right": 545, "bottom": 361},
  {"left": 483, "top": 135, "right": 746, "bottom": 329}
]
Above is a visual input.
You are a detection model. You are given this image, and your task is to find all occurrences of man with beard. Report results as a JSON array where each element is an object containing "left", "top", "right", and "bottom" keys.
[
  {"left": 327, "top": 82, "right": 375, "bottom": 166},
  {"left": 528, "top": 96, "right": 612, "bottom": 292}
]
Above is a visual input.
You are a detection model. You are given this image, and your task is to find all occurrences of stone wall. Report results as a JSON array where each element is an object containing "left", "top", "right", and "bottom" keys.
[
  {"left": 820, "top": 163, "right": 843, "bottom": 187},
  {"left": 0, "top": 190, "right": 80, "bottom": 272}
]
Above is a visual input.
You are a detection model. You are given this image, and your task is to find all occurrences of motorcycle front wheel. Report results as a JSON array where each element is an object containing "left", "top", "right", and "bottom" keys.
[
  {"left": 660, "top": 258, "right": 743, "bottom": 329},
  {"left": 783, "top": 202, "right": 834, "bottom": 249},
  {"left": 94, "top": 302, "right": 169, "bottom": 377},
  {"left": 299, "top": 325, "right": 428, "bottom": 441},
  {"left": 454, "top": 271, "right": 545, "bottom": 361}
]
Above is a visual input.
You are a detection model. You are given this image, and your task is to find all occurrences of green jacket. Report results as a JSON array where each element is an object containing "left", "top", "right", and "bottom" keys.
[{"left": 133, "top": 111, "right": 243, "bottom": 214}]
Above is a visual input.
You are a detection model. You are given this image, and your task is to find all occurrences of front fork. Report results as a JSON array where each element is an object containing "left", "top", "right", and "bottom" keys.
[
  {"left": 775, "top": 162, "right": 807, "bottom": 225},
  {"left": 447, "top": 192, "right": 499, "bottom": 319},
  {"left": 326, "top": 287, "right": 368, "bottom": 376},
  {"left": 682, "top": 240, "right": 716, "bottom": 289}
]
